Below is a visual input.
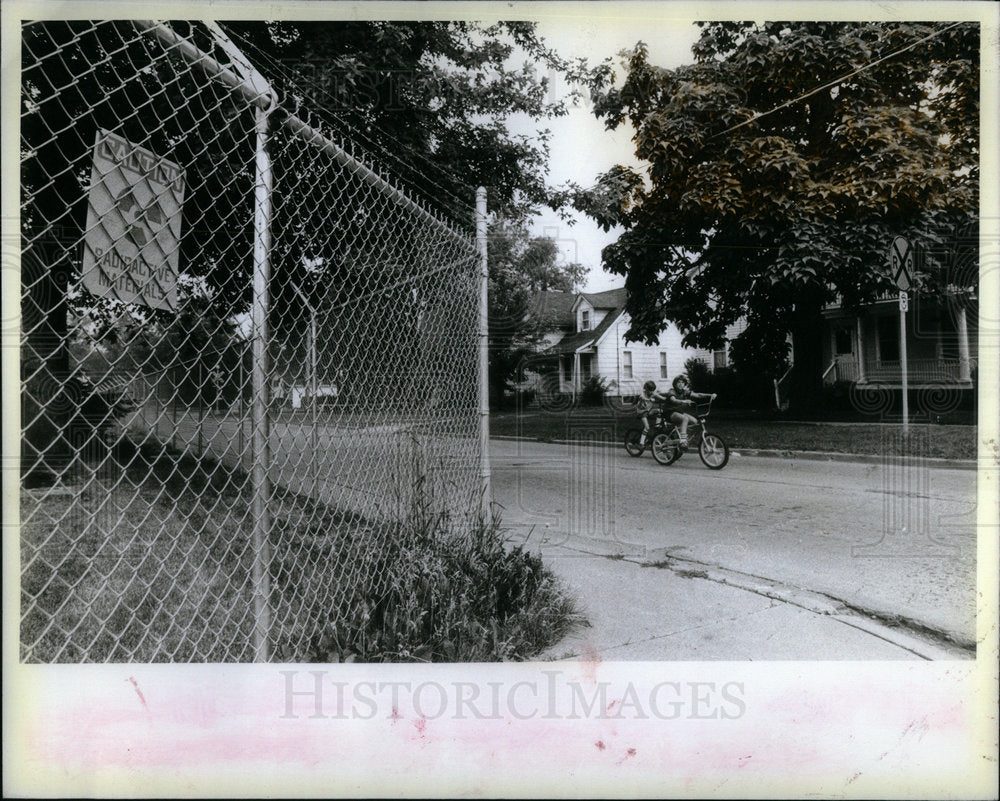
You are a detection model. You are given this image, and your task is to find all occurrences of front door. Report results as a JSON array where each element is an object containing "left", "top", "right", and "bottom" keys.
[{"left": 832, "top": 323, "right": 857, "bottom": 380}]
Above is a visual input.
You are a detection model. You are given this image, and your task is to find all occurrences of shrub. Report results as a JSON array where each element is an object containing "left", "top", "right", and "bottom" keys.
[
  {"left": 822, "top": 379, "right": 856, "bottom": 414},
  {"left": 684, "top": 357, "right": 712, "bottom": 390},
  {"left": 579, "top": 374, "right": 610, "bottom": 406},
  {"left": 22, "top": 370, "right": 137, "bottom": 485},
  {"left": 300, "top": 502, "right": 581, "bottom": 662},
  {"left": 682, "top": 357, "right": 774, "bottom": 410}
]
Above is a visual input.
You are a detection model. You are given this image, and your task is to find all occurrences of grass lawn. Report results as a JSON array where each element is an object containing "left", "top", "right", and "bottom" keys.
[
  {"left": 20, "top": 441, "right": 580, "bottom": 663},
  {"left": 491, "top": 409, "right": 978, "bottom": 461}
]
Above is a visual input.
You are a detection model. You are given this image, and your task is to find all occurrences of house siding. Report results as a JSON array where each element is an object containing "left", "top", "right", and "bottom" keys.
[
  {"left": 576, "top": 300, "right": 611, "bottom": 333},
  {"left": 532, "top": 290, "right": 719, "bottom": 397},
  {"left": 594, "top": 313, "right": 711, "bottom": 396}
]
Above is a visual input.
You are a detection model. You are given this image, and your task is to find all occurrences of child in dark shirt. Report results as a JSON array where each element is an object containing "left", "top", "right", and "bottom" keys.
[{"left": 663, "top": 374, "right": 715, "bottom": 448}]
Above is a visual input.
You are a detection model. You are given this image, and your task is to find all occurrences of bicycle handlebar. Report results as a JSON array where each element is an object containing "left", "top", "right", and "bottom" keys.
[{"left": 658, "top": 395, "right": 717, "bottom": 413}]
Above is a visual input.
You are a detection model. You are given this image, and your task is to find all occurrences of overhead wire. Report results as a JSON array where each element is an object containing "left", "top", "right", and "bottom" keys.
[{"left": 708, "top": 21, "right": 966, "bottom": 140}]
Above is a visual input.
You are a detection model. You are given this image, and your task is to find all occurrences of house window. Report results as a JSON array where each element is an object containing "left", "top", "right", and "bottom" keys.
[
  {"left": 877, "top": 316, "right": 899, "bottom": 362},
  {"left": 834, "top": 327, "right": 853, "bottom": 355},
  {"left": 581, "top": 309, "right": 590, "bottom": 331},
  {"left": 713, "top": 347, "right": 728, "bottom": 370},
  {"left": 623, "top": 351, "right": 633, "bottom": 379},
  {"left": 659, "top": 352, "right": 668, "bottom": 378}
]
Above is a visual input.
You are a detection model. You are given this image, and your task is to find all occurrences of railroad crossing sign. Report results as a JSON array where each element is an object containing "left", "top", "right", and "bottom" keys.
[
  {"left": 887, "top": 235, "right": 912, "bottom": 431},
  {"left": 82, "top": 129, "right": 185, "bottom": 310},
  {"left": 888, "top": 236, "right": 914, "bottom": 291}
]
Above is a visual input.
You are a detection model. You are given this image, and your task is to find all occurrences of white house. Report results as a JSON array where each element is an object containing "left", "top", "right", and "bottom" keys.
[{"left": 527, "top": 288, "right": 713, "bottom": 397}]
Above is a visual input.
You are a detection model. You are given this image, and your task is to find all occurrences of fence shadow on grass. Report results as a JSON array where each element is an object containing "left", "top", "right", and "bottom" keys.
[{"left": 21, "top": 437, "right": 581, "bottom": 663}]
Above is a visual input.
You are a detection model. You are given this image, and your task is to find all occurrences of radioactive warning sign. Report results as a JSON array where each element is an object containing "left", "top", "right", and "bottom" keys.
[{"left": 81, "top": 130, "right": 185, "bottom": 310}]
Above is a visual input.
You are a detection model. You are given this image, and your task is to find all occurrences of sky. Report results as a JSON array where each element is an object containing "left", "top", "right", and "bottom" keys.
[{"left": 512, "top": 15, "right": 703, "bottom": 293}]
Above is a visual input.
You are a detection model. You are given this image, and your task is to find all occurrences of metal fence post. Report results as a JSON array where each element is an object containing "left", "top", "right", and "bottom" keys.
[
  {"left": 239, "top": 344, "right": 245, "bottom": 471},
  {"left": 310, "top": 309, "right": 318, "bottom": 497},
  {"left": 251, "top": 103, "right": 274, "bottom": 662},
  {"left": 198, "top": 362, "right": 204, "bottom": 456},
  {"left": 20, "top": 20, "right": 488, "bottom": 663},
  {"left": 476, "top": 186, "right": 491, "bottom": 521}
]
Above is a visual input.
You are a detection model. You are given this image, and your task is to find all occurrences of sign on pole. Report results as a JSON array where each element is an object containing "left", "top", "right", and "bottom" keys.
[
  {"left": 888, "top": 236, "right": 911, "bottom": 432},
  {"left": 889, "top": 235, "right": 914, "bottom": 291},
  {"left": 82, "top": 130, "right": 185, "bottom": 310}
]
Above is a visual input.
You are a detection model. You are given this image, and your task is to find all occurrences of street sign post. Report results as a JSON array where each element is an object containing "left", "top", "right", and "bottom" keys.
[{"left": 889, "top": 237, "right": 912, "bottom": 433}]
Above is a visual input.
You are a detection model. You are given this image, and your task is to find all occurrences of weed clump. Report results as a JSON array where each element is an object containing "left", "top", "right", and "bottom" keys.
[{"left": 293, "top": 494, "right": 581, "bottom": 663}]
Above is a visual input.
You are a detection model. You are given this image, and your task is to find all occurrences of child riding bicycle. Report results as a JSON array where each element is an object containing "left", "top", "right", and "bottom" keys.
[
  {"left": 636, "top": 380, "right": 667, "bottom": 450},
  {"left": 663, "top": 374, "right": 716, "bottom": 448}
]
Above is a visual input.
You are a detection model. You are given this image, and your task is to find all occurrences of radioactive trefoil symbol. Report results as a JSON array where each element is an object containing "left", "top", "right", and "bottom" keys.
[{"left": 117, "top": 187, "right": 165, "bottom": 248}]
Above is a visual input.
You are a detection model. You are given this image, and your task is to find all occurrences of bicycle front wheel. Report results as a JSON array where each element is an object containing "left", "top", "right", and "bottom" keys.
[
  {"left": 624, "top": 427, "right": 644, "bottom": 457},
  {"left": 652, "top": 432, "right": 682, "bottom": 465},
  {"left": 699, "top": 433, "right": 730, "bottom": 469}
]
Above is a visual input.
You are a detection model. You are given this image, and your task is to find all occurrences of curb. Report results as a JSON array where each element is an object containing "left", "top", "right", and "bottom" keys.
[{"left": 490, "top": 435, "right": 978, "bottom": 471}]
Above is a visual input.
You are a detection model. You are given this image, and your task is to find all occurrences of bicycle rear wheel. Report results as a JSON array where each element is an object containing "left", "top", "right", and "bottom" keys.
[
  {"left": 652, "top": 431, "right": 683, "bottom": 465},
  {"left": 698, "top": 433, "right": 730, "bottom": 469},
  {"left": 624, "top": 427, "right": 645, "bottom": 456}
]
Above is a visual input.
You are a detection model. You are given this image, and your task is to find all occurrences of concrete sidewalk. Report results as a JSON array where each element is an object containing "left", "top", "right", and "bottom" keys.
[{"left": 527, "top": 538, "right": 969, "bottom": 661}]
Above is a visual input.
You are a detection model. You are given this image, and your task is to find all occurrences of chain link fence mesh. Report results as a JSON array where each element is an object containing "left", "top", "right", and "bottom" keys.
[{"left": 20, "top": 20, "right": 484, "bottom": 662}]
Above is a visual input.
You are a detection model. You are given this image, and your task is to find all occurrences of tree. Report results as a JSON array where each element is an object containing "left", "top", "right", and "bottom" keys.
[
  {"left": 487, "top": 219, "right": 586, "bottom": 404},
  {"left": 577, "top": 22, "right": 978, "bottom": 411},
  {"left": 221, "top": 22, "right": 603, "bottom": 406},
  {"left": 20, "top": 20, "right": 601, "bottom": 478},
  {"left": 222, "top": 20, "right": 602, "bottom": 223}
]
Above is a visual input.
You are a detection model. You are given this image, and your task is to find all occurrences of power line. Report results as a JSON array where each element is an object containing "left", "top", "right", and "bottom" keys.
[{"left": 709, "top": 21, "right": 966, "bottom": 140}]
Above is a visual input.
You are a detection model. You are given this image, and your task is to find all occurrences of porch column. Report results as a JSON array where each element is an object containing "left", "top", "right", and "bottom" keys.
[
  {"left": 956, "top": 305, "right": 971, "bottom": 382},
  {"left": 855, "top": 317, "right": 866, "bottom": 383},
  {"left": 573, "top": 352, "right": 581, "bottom": 393}
]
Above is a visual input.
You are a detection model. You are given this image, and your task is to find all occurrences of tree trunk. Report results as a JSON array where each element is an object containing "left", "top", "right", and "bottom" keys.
[
  {"left": 787, "top": 286, "right": 826, "bottom": 415},
  {"left": 21, "top": 248, "right": 71, "bottom": 486}
]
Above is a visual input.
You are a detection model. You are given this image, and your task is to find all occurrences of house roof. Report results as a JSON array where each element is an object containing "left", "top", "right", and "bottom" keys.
[
  {"left": 573, "top": 287, "right": 628, "bottom": 312},
  {"left": 535, "top": 287, "right": 629, "bottom": 355},
  {"left": 529, "top": 290, "right": 578, "bottom": 328}
]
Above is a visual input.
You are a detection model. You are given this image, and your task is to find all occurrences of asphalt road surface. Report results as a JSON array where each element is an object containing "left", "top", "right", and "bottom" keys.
[
  {"left": 490, "top": 438, "right": 979, "bottom": 658},
  {"left": 130, "top": 405, "right": 979, "bottom": 658}
]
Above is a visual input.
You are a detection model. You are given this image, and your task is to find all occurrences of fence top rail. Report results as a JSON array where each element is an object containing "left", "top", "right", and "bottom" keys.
[{"left": 136, "top": 19, "right": 478, "bottom": 251}]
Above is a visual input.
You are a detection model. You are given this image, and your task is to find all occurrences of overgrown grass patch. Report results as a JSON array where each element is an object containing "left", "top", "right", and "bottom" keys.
[{"left": 20, "top": 441, "right": 582, "bottom": 662}]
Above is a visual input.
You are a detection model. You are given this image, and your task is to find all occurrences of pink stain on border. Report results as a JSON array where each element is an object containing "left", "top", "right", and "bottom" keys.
[{"left": 127, "top": 677, "right": 148, "bottom": 710}]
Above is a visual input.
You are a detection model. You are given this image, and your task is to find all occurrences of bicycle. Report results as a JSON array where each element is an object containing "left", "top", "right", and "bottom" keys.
[
  {"left": 650, "top": 399, "right": 730, "bottom": 469},
  {"left": 623, "top": 406, "right": 673, "bottom": 457}
]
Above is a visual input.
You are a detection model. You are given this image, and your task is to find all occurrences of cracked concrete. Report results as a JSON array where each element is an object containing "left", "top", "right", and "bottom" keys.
[{"left": 492, "top": 438, "right": 978, "bottom": 660}]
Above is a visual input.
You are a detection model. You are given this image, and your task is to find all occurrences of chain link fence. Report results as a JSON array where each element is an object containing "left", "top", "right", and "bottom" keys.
[{"left": 20, "top": 20, "right": 487, "bottom": 662}]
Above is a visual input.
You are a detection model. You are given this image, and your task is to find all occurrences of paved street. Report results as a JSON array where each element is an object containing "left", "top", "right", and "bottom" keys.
[
  {"left": 126, "top": 404, "right": 979, "bottom": 659},
  {"left": 490, "top": 438, "right": 979, "bottom": 659}
]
